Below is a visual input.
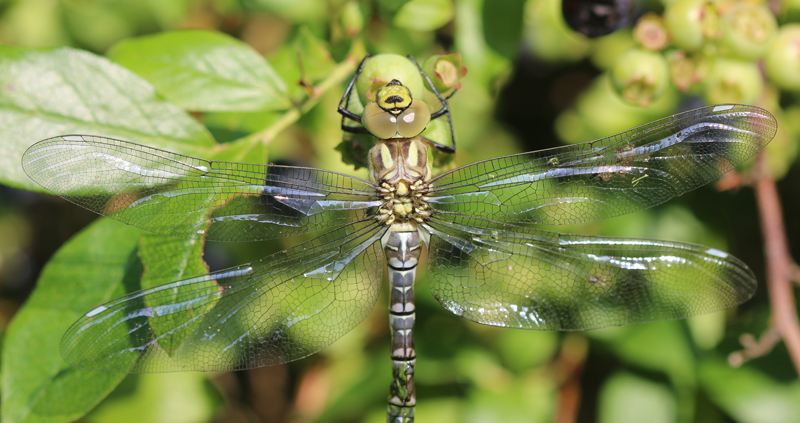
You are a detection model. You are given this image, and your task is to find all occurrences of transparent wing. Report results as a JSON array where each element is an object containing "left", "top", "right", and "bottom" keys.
[
  {"left": 60, "top": 220, "right": 386, "bottom": 372},
  {"left": 427, "top": 105, "right": 776, "bottom": 225},
  {"left": 423, "top": 217, "right": 755, "bottom": 330},
  {"left": 22, "top": 135, "right": 381, "bottom": 241}
]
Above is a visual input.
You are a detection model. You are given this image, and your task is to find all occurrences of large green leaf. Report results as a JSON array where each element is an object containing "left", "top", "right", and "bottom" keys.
[
  {"left": 139, "top": 234, "right": 211, "bottom": 355},
  {"left": 589, "top": 321, "right": 697, "bottom": 386},
  {"left": 598, "top": 372, "right": 677, "bottom": 423},
  {"left": 0, "top": 46, "right": 216, "bottom": 191},
  {"left": 294, "top": 26, "right": 336, "bottom": 84},
  {"left": 266, "top": 26, "right": 336, "bottom": 101},
  {"left": 0, "top": 219, "right": 145, "bottom": 423},
  {"left": 481, "top": 0, "right": 525, "bottom": 59},
  {"left": 85, "top": 373, "right": 220, "bottom": 423},
  {"left": 701, "top": 358, "right": 800, "bottom": 423},
  {"left": 1, "top": 214, "right": 212, "bottom": 423},
  {"left": 108, "top": 30, "right": 291, "bottom": 112}
]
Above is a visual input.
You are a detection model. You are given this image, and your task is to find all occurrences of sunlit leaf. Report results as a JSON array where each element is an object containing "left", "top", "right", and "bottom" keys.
[
  {"left": 0, "top": 219, "right": 145, "bottom": 423},
  {"left": 139, "top": 234, "right": 211, "bottom": 355},
  {"left": 108, "top": 30, "right": 291, "bottom": 112},
  {"left": 295, "top": 26, "right": 335, "bottom": 83},
  {"left": 86, "top": 373, "right": 221, "bottom": 423},
  {"left": 599, "top": 372, "right": 677, "bottom": 423},
  {"left": 0, "top": 46, "right": 216, "bottom": 191}
]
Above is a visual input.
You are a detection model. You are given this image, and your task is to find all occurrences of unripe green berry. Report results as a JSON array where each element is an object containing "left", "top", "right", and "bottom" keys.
[
  {"left": 765, "top": 24, "right": 800, "bottom": 91},
  {"left": 340, "top": 1, "right": 364, "bottom": 38},
  {"left": 719, "top": 3, "right": 776, "bottom": 60},
  {"left": 610, "top": 49, "right": 670, "bottom": 106},
  {"left": 703, "top": 58, "right": 763, "bottom": 104},
  {"left": 664, "top": 0, "right": 720, "bottom": 51},
  {"left": 634, "top": 13, "right": 670, "bottom": 51},
  {"left": 356, "top": 54, "right": 424, "bottom": 107},
  {"left": 667, "top": 50, "right": 707, "bottom": 92}
]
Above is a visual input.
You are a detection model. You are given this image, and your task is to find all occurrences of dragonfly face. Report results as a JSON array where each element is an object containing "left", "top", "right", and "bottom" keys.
[
  {"left": 362, "top": 80, "right": 432, "bottom": 139},
  {"left": 21, "top": 52, "right": 777, "bottom": 423}
]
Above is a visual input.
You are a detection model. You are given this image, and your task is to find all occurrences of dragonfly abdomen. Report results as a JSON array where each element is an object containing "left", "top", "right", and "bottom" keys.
[{"left": 385, "top": 230, "right": 421, "bottom": 423}]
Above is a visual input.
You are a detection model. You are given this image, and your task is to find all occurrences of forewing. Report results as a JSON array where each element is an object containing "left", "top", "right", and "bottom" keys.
[
  {"left": 423, "top": 218, "right": 755, "bottom": 330},
  {"left": 60, "top": 220, "right": 386, "bottom": 372},
  {"left": 22, "top": 135, "right": 380, "bottom": 241},
  {"left": 428, "top": 105, "right": 776, "bottom": 225}
]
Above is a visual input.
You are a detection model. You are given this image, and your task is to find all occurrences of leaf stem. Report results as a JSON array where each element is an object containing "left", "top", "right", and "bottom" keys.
[{"left": 236, "top": 51, "right": 361, "bottom": 149}]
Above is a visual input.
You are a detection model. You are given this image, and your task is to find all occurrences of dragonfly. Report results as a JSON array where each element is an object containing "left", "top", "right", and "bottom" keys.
[{"left": 22, "top": 54, "right": 776, "bottom": 423}]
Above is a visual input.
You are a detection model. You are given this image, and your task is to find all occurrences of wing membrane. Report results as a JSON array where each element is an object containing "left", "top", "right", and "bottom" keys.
[
  {"left": 428, "top": 105, "right": 776, "bottom": 225},
  {"left": 22, "top": 135, "right": 381, "bottom": 241},
  {"left": 423, "top": 216, "right": 755, "bottom": 330},
  {"left": 60, "top": 220, "right": 387, "bottom": 372}
]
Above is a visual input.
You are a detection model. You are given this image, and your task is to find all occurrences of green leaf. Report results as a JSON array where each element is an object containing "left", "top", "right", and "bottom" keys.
[
  {"left": 108, "top": 30, "right": 291, "bottom": 112},
  {"left": 598, "top": 372, "right": 677, "bottom": 423},
  {"left": 700, "top": 358, "right": 800, "bottom": 423},
  {"left": 139, "top": 234, "right": 211, "bottom": 355},
  {"left": 86, "top": 373, "right": 221, "bottom": 423},
  {"left": 482, "top": 0, "right": 525, "bottom": 59},
  {"left": 0, "top": 46, "right": 216, "bottom": 191},
  {"left": 204, "top": 110, "right": 281, "bottom": 148},
  {"left": 393, "top": 0, "right": 454, "bottom": 31},
  {"left": 495, "top": 330, "right": 558, "bottom": 372},
  {"left": 687, "top": 311, "right": 727, "bottom": 350},
  {"left": 268, "top": 27, "right": 337, "bottom": 101},
  {"left": 452, "top": 348, "right": 556, "bottom": 423},
  {"left": 589, "top": 321, "right": 697, "bottom": 386},
  {"left": 131, "top": 173, "right": 215, "bottom": 356},
  {"left": 1, "top": 219, "right": 146, "bottom": 423},
  {"left": 211, "top": 135, "right": 270, "bottom": 163},
  {"left": 247, "top": 0, "right": 328, "bottom": 22},
  {"left": 61, "top": 0, "right": 134, "bottom": 52},
  {"left": 377, "top": 0, "right": 413, "bottom": 15},
  {"left": 335, "top": 134, "right": 375, "bottom": 170},
  {"left": 295, "top": 26, "right": 335, "bottom": 84}
]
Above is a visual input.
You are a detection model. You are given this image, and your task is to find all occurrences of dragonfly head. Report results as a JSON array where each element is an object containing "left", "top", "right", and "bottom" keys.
[
  {"left": 376, "top": 80, "right": 412, "bottom": 113},
  {"left": 363, "top": 80, "right": 431, "bottom": 139}
]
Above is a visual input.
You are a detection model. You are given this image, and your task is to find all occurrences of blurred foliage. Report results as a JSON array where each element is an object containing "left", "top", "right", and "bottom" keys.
[{"left": 0, "top": 0, "right": 798, "bottom": 422}]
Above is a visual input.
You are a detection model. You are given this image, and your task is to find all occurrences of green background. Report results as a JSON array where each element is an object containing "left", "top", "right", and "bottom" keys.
[{"left": 0, "top": 0, "right": 798, "bottom": 422}]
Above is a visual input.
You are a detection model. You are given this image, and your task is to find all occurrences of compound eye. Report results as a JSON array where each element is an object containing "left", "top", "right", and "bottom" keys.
[
  {"left": 396, "top": 100, "right": 431, "bottom": 138},
  {"left": 362, "top": 102, "right": 398, "bottom": 139}
]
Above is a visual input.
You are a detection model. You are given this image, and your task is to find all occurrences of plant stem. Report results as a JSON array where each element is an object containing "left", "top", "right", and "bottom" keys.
[
  {"left": 755, "top": 152, "right": 800, "bottom": 375},
  {"left": 238, "top": 53, "right": 361, "bottom": 148}
]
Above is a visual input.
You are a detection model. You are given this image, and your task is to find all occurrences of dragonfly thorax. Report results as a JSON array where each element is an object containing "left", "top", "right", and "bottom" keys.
[{"left": 370, "top": 137, "right": 433, "bottom": 227}]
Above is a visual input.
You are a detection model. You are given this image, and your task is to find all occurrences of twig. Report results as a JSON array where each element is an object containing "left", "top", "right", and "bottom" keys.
[
  {"left": 243, "top": 55, "right": 360, "bottom": 146},
  {"left": 215, "top": 43, "right": 364, "bottom": 161},
  {"left": 790, "top": 263, "right": 800, "bottom": 286},
  {"left": 754, "top": 152, "right": 800, "bottom": 374},
  {"left": 553, "top": 334, "right": 587, "bottom": 423},
  {"left": 728, "top": 327, "right": 782, "bottom": 366}
]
